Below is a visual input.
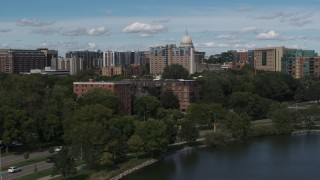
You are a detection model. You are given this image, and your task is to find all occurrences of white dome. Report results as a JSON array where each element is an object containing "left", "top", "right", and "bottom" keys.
[
  {"left": 180, "top": 30, "right": 194, "bottom": 48},
  {"left": 181, "top": 34, "right": 192, "bottom": 44}
]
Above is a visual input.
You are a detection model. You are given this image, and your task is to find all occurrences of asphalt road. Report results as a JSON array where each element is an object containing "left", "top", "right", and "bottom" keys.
[
  {"left": 2, "top": 151, "right": 50, "bottom": 167},
  {"left": 2, "top": 161, "right": 53, "bottom": 180}
]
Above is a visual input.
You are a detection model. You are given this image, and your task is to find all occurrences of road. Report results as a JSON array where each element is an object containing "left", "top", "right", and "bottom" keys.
[
  {"left": 2, "top": 151, "right": 50, "bottom": 167},
  {"left": 2, "top": 161, "right": 53, "bottom": 180}
]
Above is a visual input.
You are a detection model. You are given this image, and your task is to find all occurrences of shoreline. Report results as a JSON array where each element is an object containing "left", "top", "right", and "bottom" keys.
[
  {"left": 292, "top": 129, "right": 320, "bottom": 134},
  {"left": 110, "top": 145, "right": 206, "bottom": 180},
  {"left": 110, "top": 159, "right": 158, "bottom": 180},
  {"left": 110, "top": 129, "right": 320, "bottom": 180}
]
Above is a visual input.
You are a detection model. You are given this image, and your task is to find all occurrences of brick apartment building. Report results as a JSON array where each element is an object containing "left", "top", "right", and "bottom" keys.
[
  {"left": 73, "top": 78, "right": 200, "bottom": 114},
  {"left": 73, "top": 79, "right": 133, "bottom": 114},
  {"left": 133, "top": 79, "right": 200, "bottom": 110}
]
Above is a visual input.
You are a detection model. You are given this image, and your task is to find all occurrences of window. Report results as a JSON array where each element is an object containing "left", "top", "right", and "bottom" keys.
[{"left": 262, "top": 51, "right": 267, "bottom": 66}]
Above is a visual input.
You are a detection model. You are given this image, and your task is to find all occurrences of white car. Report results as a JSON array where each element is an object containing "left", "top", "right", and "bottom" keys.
[
  {"left": 8, "top": 166, "right": 21, "bottom": 173},
  {"left": 54, "top": 146, "right": 62, "bottom": 152}
]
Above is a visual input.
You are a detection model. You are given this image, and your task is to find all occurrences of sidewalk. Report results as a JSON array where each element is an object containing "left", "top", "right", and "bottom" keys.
[{"left": 37, "top": 164, "right": 86, "bottom": 180}]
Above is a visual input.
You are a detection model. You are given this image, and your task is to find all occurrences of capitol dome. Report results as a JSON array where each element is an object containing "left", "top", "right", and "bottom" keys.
[{"left": 180, "top": 30, "right": 194, "bottom": 48}]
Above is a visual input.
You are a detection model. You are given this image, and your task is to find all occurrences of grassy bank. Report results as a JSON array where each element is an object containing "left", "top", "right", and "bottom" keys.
[
  {"left": 18, "top": 168, "right": 53, "bottom": 180},
  {"left": 90, "top": 158, "right": 151, "bottom": 180}
]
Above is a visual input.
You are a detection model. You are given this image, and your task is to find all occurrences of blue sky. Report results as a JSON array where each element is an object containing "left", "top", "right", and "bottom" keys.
[{"left": 0, "top": 0, "right": 319, "bottom": 56}]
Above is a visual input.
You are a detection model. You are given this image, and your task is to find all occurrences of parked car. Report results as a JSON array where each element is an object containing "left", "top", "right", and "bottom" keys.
[
  {"left": 46, "top": 156, "right": 55, "bottom": 163},
  {"left": 8, "top": 166, "right": 21, "bottom": 173},
  {"left": 11, "top": 141, "right": 23, "bottom": 146},
  {"left": 54, "top": 146, "right": 62, "bottom": 152}
]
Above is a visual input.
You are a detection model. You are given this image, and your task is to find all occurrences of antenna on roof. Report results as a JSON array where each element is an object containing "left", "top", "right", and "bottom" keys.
[{"left": 304, "top": 40, "right": 307, "bottom": 50}]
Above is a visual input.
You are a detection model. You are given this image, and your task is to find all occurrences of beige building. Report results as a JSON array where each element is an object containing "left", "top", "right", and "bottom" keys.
[
  {"left": 150, "top": 31, "right": 203, "bottom": 75},
  {"left": 101, "top": 66, "right": 123, "bottom": 76},
  {"left": 254, "top": 47, "right": 285, "bottom": 72}
]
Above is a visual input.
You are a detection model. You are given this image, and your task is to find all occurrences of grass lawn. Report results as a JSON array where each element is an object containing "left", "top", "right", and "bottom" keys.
[
  {"left": 18, "top": 168, "right": 53, "bottom": 180},
  {"left": 53, "top": 169, "right": 97, "bottom": 180}
]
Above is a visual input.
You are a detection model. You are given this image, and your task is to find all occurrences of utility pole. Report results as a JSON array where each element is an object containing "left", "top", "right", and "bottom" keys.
[{"left": 0, "top": 147, "right": 2, "bottom": 180}]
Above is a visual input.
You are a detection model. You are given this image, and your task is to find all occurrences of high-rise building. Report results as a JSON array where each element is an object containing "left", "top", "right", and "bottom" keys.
[
  {"left": 104, "top": 51, "right": 134, "bottom": 67},
  {"left": 282, "top": 49, "right": 319, "bottom": 78},
  {"left": 66, "top": 50, "right": 103, "bottom": 70},
  {"left": 149, "top": 31, "right": 204, "bottom": 75},
  {"left": 0, "top": 49, "right": 48, "bottom": 74},
  {"left": 254, "top": 47, "right": 285, "bottom": 72},
  {"left": 38, "top": 48, "right": 58, "bottom": 67},
  {"left": 56, "top": 57, "right": 84, "bottom": 75}
]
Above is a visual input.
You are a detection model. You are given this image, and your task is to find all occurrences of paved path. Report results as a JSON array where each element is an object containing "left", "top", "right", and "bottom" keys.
[
  {"left": 1, "top": 161, "right": 53, "bottom": 180},
  {"left": 1, "top": 151, "right": 50, "bottom": 167}
]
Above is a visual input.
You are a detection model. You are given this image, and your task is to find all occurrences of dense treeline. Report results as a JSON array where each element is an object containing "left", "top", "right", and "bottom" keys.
[{"left": 1, "top": 65, "right": 320, "bottom": 171}]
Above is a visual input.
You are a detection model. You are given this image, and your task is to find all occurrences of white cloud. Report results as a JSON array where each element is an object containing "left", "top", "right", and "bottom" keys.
[
  {"left": 256, "top": 30, "right": 279, "bottom": 40},
  {"left": 0, "top": 29, "right": 11, "bottom": 33},
  {"left": 217, "top": 34, "right": 237, "bottom": 40},
  {"left": 32, "top": 28, "right": 60, "bottom": 35},
  {"left": 234, "top": 43, "right": 256, "bottom": 49},
  {"left": 255, "top": 12, "right": 314, "bottom": 27},
  {"left": 237, "top": 27, "right": 257, "bottom": 34},
  {"left": 16, "top": 18, "right": 55, "bottom": 27},
  {"left": 60, "top": 27, "right": 88, "bottom": 36},
  {"left": 87, "top": 43, "right": 98, "bottom": 50},
  {"left": 87, "top": 27, "right": 110, "bottom": 36},
  {"left": 237, "top": 7, "right": 253, "bottom": 12},
  {"left": 195, "top": 42, "right": 229, "bottom": 48},
  {"left": 152, "top": 19, "right": 170, "bottom": 23},
  {"left": 255, "top": 12, "right": 293, "bottom": 20},
  {"left": 0, "top": 44, "right": 10, "bottom": 48},
  {"left": 123, "top": 22, "right": 167, "bottom": 34},
  {"left": 139, "top": 33, "right": 154, "bottom": 38},
  {"left": 32, "top": 26, "right": 110, "bottom": 36}
]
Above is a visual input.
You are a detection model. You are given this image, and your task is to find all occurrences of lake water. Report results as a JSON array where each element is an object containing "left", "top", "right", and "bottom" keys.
[{"left": 123, "top": 133, "right": 320, "bottom": 180}]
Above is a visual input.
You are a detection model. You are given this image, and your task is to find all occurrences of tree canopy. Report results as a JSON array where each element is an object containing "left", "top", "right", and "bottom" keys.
[{"left": 161, "top": 64, "right": 189, "bottom": 79}]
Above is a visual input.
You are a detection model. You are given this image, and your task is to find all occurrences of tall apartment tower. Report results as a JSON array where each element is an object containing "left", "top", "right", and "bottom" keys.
[
  {"left": 38, "top": 48, "right": 58, "bottom": 67},
  {"left": 66, "top": 50, "right": 103, "bottom": 70},
  {"left": 0, "top": 49, "right": 47, "bottom": 74},
  {"left": 150, "top": 30, "right": 199, "bottom": 75},
  {"left": 282, "top": 49, "right": 319, "bottom": 78},
  {"left": 254, "top": 47, "right": 285, "bottom": 72}
]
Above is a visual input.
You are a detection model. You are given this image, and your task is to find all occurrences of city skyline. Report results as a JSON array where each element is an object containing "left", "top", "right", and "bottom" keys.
[{"left": 0, "top": 0, "right": 319, "bottom": 56}]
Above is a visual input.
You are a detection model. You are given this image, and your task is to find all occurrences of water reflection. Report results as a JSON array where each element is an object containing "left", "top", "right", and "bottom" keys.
[{"left": 124, "top": 135, "right": 320, "bottom": 180}]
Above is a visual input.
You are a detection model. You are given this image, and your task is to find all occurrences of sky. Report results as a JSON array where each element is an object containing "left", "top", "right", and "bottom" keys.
[{"left": 0, "top": 0, "right": 319, "bottom": 57}]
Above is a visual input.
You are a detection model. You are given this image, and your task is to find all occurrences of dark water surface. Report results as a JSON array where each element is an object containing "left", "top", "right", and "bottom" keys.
[{"left": 123, "top": 134, "right": 320, "bottom": 180}]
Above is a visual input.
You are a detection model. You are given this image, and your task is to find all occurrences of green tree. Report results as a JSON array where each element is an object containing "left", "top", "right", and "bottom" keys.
[
  {"left": 134, "top": 96, "right": 161, "bottom": 121},
  {"left": 52, "top": 147, "right": 77, "bottom": 179},
  {"left": 309, "top": 81, "right": 320, "bottom": 103},
  {"left": 299, "top": 104, "right": 320, "bottom": 129},
  {"left": 205, "top": 131, "right": 231, "bottom": 147},
  {"left": 40, "top": 114, "right": 63, "bottom": 144},
  {"left": 179, "top": 120, "right": 199, "bottom": 145},
  {"left": 24, "top": 151, "right": 30, "bottom": 160},
  {"left": 227, "top": 92, "right": 273, "bottom": 120},
  {"left": 128, "top": 135, "right": 144, "bottom": 158},
  {"left": 253, "top": 72, "right": 293, "bottom": 101},
  {"left": 160, "top": 90, "right": 180, "bottom": 109},
  {"left": 135, "top": 119, "right": 168, "bottom": 157},
  {"left": 161, "top": 64, "right": 189, "bottom": 79},
  {"left": 49, "top": 147, "right": 55, "bottom": 155},
  {"left": 269, "top": 104, "right": 293, "bottom": 134},
  {"left": 80, "top": 89, "right": 119, "bottom": 114},
  {"left": 186, "top": 103, "right": 227, "bottom": 127},
  {"left": 224, "top": 112, "right": 251, "bottom": 140}
]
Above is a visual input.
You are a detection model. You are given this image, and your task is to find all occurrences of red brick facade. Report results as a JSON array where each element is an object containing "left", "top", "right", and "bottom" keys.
[{"left": 73, "top": 80, "right": 133, "bottom": 114}]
